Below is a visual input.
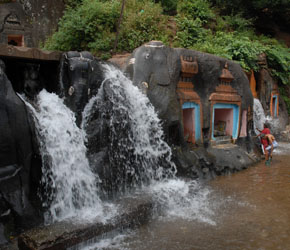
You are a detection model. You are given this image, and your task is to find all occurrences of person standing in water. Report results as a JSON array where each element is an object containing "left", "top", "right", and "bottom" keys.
[
  {"left": 262, "top": 133, "right": 278, "bottom": 166},
  {"left": 256, "top": 124, "right": 271, "bottom": 155}
]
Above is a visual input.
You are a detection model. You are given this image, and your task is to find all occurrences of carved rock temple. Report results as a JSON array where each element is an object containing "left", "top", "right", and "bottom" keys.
[{"left": 0, "top": 38, "right": 289, "bottom": 247}]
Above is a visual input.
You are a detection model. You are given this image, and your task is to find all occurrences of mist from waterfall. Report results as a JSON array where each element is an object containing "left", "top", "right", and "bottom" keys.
[{"left": 22, "top": 90, "right": 106, "bottom": 224}]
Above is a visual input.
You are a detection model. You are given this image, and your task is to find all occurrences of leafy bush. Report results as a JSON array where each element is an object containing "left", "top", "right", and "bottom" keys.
[
  {"left": 117, "top": 0, "right": 170, "bottom": 51},
  {"left": 177, "top": 0, "right": 215, "bottom": 24},
  {"left": 209, "top": 0, "right": 290, "bottom": 28},
  {"left": 154, "top": 0, "right": 177, "bottom": 15},
  {"left": 64, "top": 0, "right": 83, "bottom": 8},
  {"left": 44, "top": 0, "right": 289, "bottom": 92},
  {"left": 174, "top": 16, "right": 210, "bottom": 48},
  {"left": 44, "top": 0, "right": 120, "bottom": 58},
  {"left": 265, "top": 45, "right": 290, "bottom": 85},
  {"left": 223, "top": 14, "right": 254, "bottom": 32}
]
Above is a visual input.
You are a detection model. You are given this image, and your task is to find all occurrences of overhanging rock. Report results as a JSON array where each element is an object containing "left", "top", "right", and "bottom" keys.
[{"left": 0, "top": 44, "right": 61, "bottom": 61}]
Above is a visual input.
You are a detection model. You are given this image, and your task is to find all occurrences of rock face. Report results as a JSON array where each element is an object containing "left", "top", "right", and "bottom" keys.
[
  {"left": 256, "top": 67, "right": 289, "bottom": 134},
  {"left": 1, "top": 42, "right": 284, "bottom": 246},
  {"left": 124, "top": 41, "right": 256, "bottom": 177},
  {"left": 0, "top": 59, "right": 39, "bottom": 245},
  {"left": 0, "top": 0, "right": 65, "bottom": 47}
]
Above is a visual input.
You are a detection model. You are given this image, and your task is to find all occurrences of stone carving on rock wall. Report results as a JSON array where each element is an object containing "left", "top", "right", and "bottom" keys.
[
  {"left": 23, "top": 63, "right": 42, "bottom": 98},
  {"left": 59, "top": 51, "right": 94, "bottom": 126}
]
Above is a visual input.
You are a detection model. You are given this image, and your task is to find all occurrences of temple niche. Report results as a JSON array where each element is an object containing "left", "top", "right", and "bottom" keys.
[
  {"left": 125, "top": 40, "right": 254, "bottom": 149},
  {"left": 177, "top": 56, "right": 202, "bottom": 145},
  {"left": 0, "top": 5, "right": 32, "bottom": 47},
  {"left": 0, "top": 0, "right": 65, "bottom": 48}
]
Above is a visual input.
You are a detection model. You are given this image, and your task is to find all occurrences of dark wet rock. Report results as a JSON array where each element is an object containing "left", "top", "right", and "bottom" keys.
[
  {"left": 23, "top": 63, "right": 42, "bottom": 98},
  {"left": 0, "top": 59, "right": 40, "bottom": 245},
  {"left": 207, "top": 145, "right": 257, "bottom": 175},
  {"left": 18, "top": 196, "right": 153, "bottom": 250}
]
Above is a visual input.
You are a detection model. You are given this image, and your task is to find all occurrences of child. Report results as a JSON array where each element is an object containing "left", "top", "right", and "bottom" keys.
[{"left": 263, "top": 134, "right": 278, "bottom": 166}]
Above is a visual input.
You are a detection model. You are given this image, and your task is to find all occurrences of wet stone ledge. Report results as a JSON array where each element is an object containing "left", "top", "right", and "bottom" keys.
[{"left": 17, "top": 196, "right": 153, "bottom": 250}]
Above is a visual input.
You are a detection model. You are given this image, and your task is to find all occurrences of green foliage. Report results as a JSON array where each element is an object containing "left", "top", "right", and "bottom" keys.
[
  {"left": 44, "top": 0, "right": 120, "bottom": 58},
  {"left": 265, "top": 45, "right": 290, "bottom": 85},
  {"left": 223, "top": 13, "right": 254, "bottom": 32},
  {"left": 117, "top": 0, "right": 170, "bottom": 52},
  {"left": 154, "top": 0, "right": 177, "bottom": 15},
  {"left": 44, "top": 0, "right": 289, "bottom": 89},
  {"left": 174, "top": 16, "right": 210, "bottom": 48},
  {"left": 177, "top": 0, "right": 215, "bottom": 24},
  {"left": 209, "top": 0, "right": 290, "bottom": 28},
  {"left": 173, "top": 0, "right": 289, "bottom": 85},
  {"left": 64, "top": 0, "right": 83, "bottom": 8},
  {"left": 161, "top": 0, "right": 177, "bottom": 15}
]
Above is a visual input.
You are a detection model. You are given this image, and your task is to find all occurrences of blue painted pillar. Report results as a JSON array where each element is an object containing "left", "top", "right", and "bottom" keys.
[{"left": 273, "top": 95, "right": 278, "bottom": 117}]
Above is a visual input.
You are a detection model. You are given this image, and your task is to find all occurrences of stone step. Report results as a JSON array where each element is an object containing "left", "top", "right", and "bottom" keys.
[
  {"left": 215, "top": 135, "right": 231, "bottom": 141},
  {"left": 215, "top": 139, "right": 231, "bottom": 145}
]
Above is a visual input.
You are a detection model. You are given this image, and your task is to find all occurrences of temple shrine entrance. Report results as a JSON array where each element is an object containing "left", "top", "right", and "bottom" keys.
[
  {"left": 182, "top": 102, "right": 201, "bottom": 143},
  {"left": 212, "top": 103, "right": 239, "bottom": 140},
  {"left": 271, "top": 94, "right": 279, "bottom": 117},
  {"left": 177, "top": 55, "right": 202, "bottom": 144},
  {"left": 7, "top": 35, "right": 24, "bottom": 47},
  {"left": 209, "top": 83, "right": 242, "bottom": 143}
]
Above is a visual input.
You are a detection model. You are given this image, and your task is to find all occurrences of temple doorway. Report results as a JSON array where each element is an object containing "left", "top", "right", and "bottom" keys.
[
  {"left": 182, "top": 102, "right": 201, "bottom": 143},
  {"left": 7, "top": 35, "right": 24, "bottom": 47},
  {"left": 271, "top": 95, "right": 278, "bottom": 117},
  {"left": 212, "top": 103, "right": 239, "bottom": 140}
]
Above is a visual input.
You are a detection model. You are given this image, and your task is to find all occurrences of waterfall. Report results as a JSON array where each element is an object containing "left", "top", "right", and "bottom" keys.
[
  {"left": 20, "top": 63, "right": 214, "bottom": 228},
  {"left": 253, "top": 98, "right": 282, "bottom": 134},
  {"left": 253, "top": 98, "right": 266, "bottom": 135},
  {"left": 22, "top": 90, "right": 104, "bottom": 223},
  {"left": 83, "top": 64, "right": 214, "bottom": 224},
  {"left": 83, "top": 64, "right": 176, "bottom": 190}
]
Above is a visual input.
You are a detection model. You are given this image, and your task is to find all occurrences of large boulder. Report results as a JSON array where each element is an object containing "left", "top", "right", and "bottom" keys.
[
  {"left": 0, "top": 59, "right": 39, "bottom": 245},
  {"left": 124, "top": 41, "right": 255, "bottom": 177}
]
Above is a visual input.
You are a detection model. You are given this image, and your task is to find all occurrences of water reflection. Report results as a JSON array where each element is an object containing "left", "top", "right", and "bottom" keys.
[{"left": 85, "top": 143, "right": 290, "bottom": 250}]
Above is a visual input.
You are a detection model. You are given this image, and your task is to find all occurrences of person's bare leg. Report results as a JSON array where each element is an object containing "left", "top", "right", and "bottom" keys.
[{"left": 265, "top": 150, "right": 270, "bottom": 166}]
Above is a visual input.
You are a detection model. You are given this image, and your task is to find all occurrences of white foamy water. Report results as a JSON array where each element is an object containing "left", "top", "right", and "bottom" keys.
[
  {"left": 83, "top": 64, "right": 176, "bottom": 187},
  {"left": 253, "top": 98, "right": 266, "bottom": 135},
  {"left": 22, "top": 90, "right": 106, "bottom": 223},
  {"left": 253, "top": 98, "right": 284, "bottom": 134},
  {"left": 69, "top": 231, "right": 133, "bottom": 250},
  {"left": 145, "top": 179, "right": 216, "bottom": 225},
  {"left": 82, "top": 64, "right": 215, "bottom": 223},
  {"left": 272, "top": 142, "right": 290, "bottom": 155}
]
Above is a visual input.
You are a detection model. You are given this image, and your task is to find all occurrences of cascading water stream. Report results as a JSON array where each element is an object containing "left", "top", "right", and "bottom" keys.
[
  {"left": 253, "top": 98, "right": 266, "bottom": 135},
  {"left": 19, "top": 62, "right": 215, "bottom": 245},
  {"left": 83, "top": 64, "right": 215, "bottom": 224},
  {"left": 253, "top": 98, "right": 281, "bottom": 134},
  {"left": 83, "top": 63, "right": 176, "bottom": 189},
  {"left": 21, "top": 90, "right": 105, "bottom": 223}
]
